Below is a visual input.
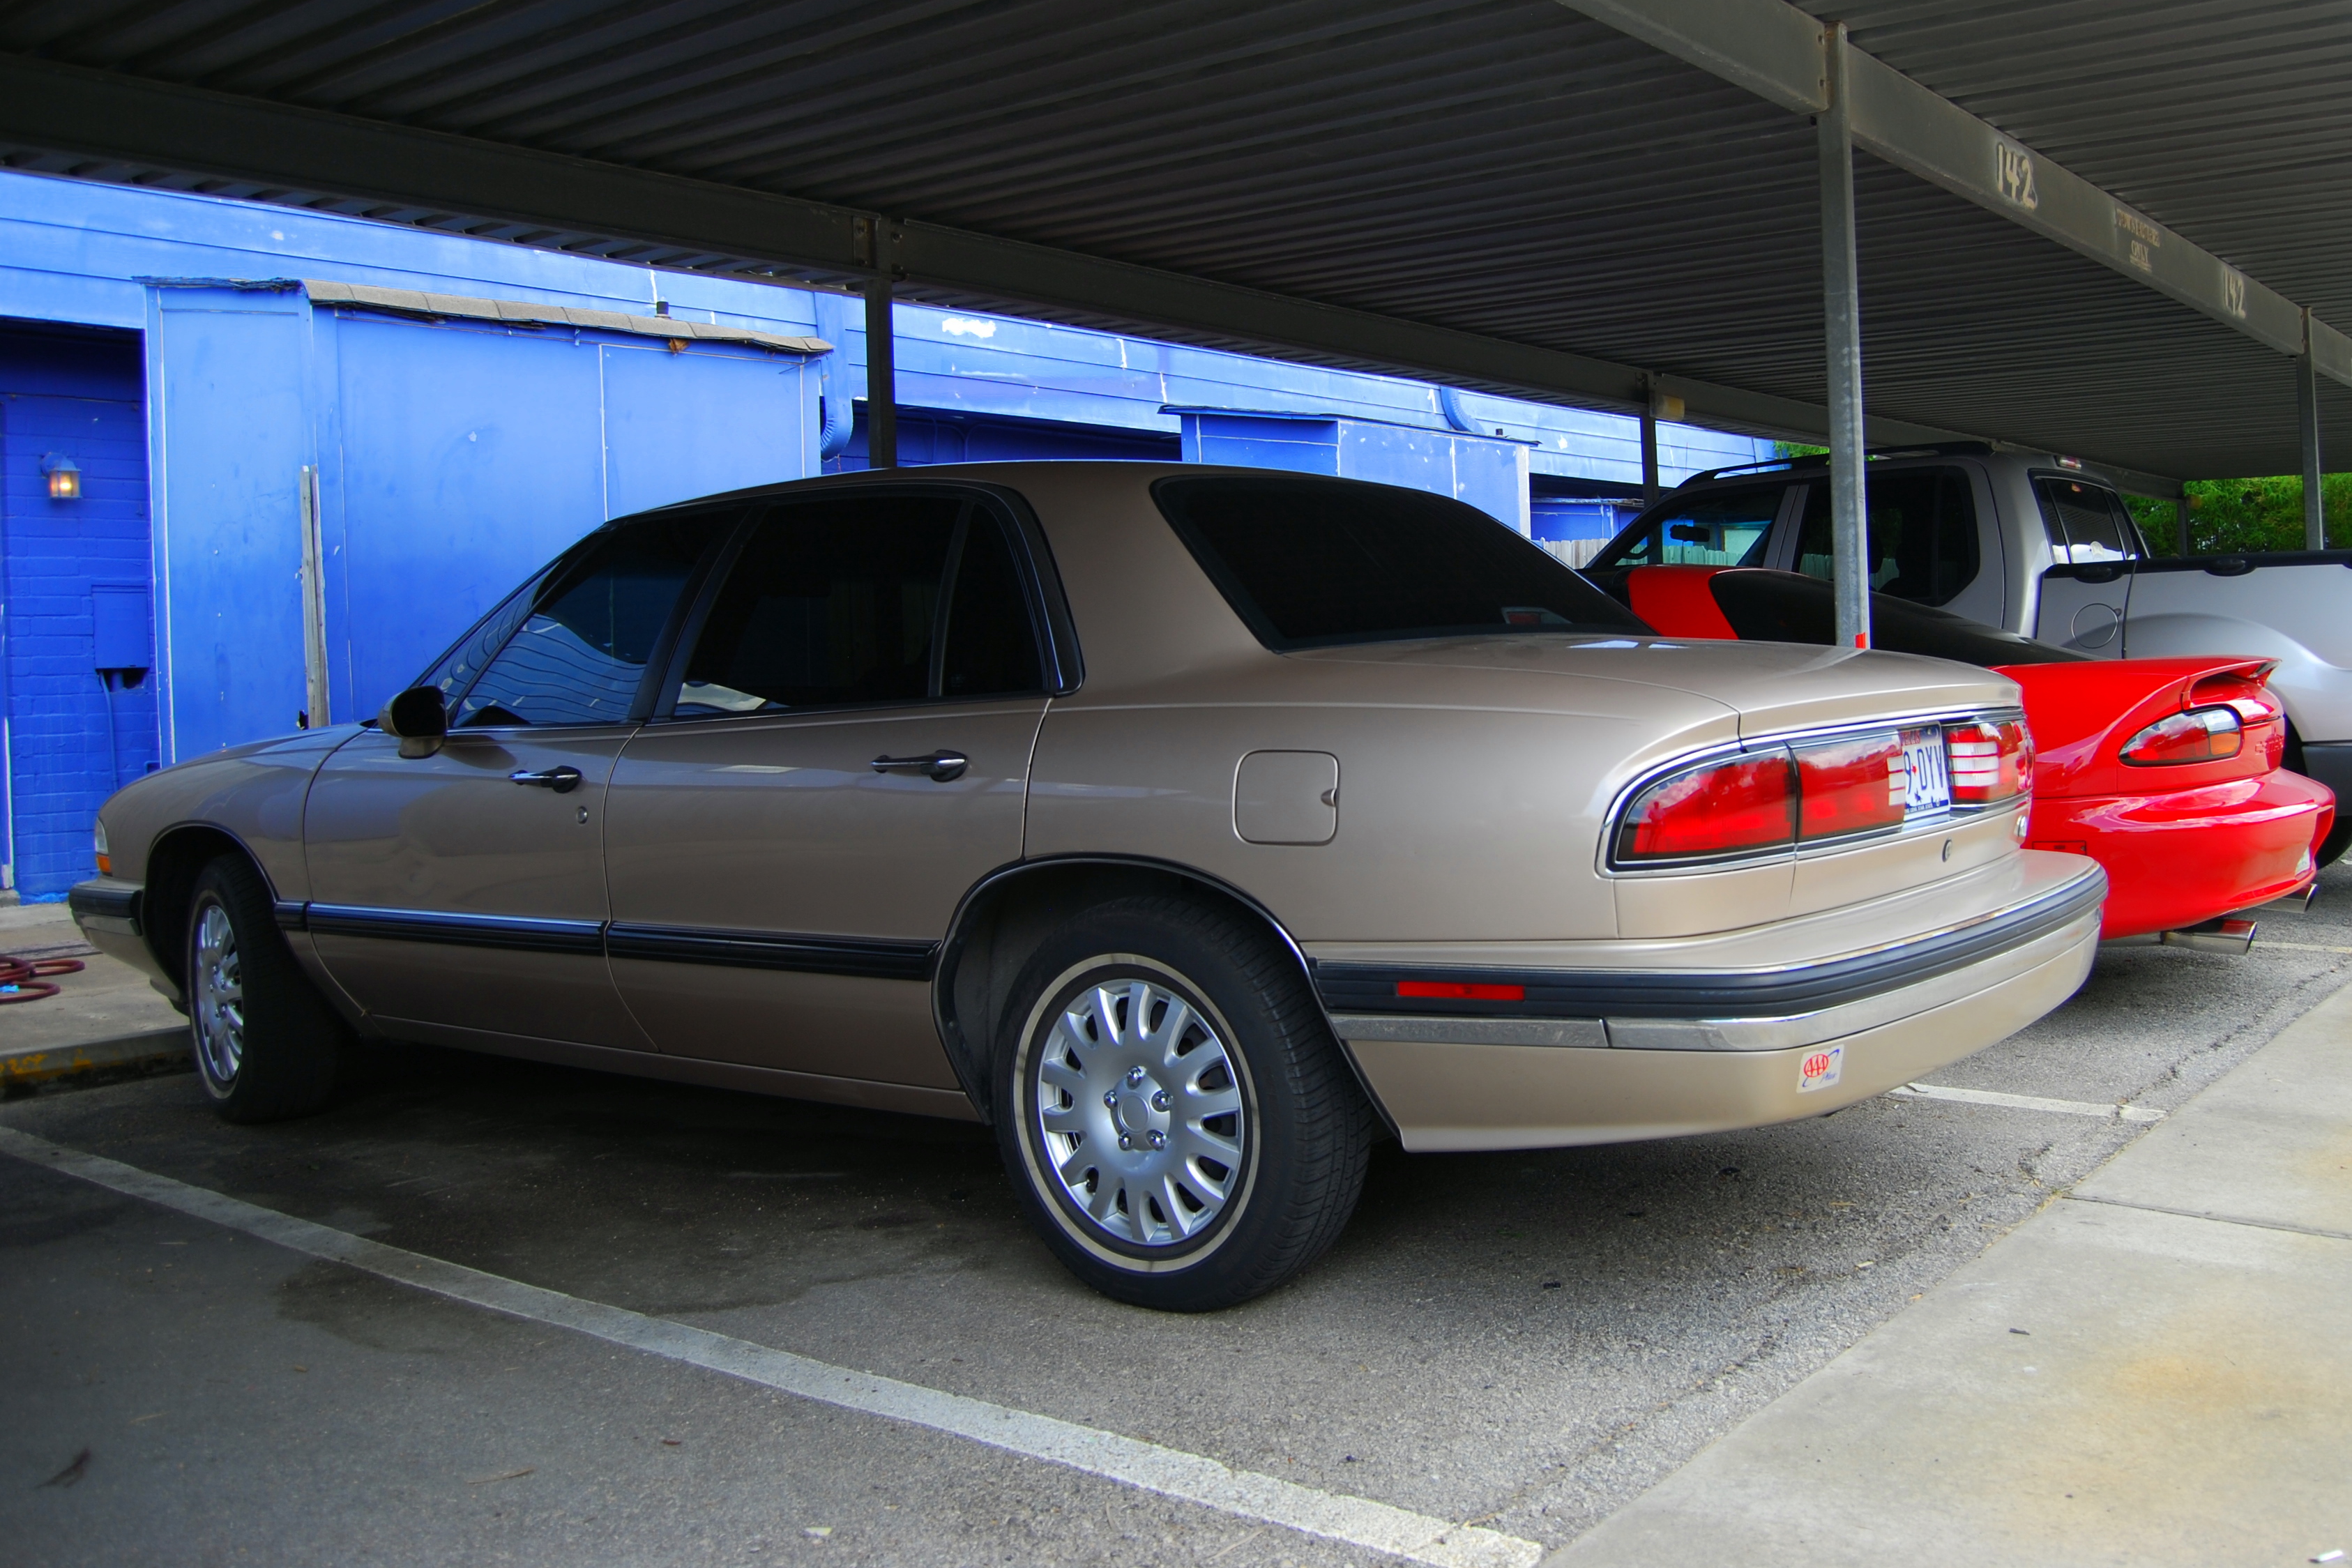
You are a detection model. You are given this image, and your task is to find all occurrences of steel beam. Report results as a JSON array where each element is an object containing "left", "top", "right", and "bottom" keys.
[
  {"left": 2300, "top": 310, "right": 2326, "bottom": 549},
  {"left": 0, "top": 51, "right": 1973, "bottom": 459},
  {"left": 863, "top": 219, "right": 899, "bottom": 471},
  {"left": 1819, "top": 23, "right": 1869, "bottom": 651},
  {"left": 1555, "top": 0, "right": 2352, "bottom": 390}
]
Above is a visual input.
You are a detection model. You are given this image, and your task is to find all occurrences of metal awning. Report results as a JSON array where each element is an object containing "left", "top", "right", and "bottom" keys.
[{"left": 1, "top": 0, "right": 2345, "bottom": 492}]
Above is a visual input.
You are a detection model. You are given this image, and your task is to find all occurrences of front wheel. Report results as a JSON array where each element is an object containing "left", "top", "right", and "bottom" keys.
[
  {"left": 994, "top": 896, "right": 1371, "bottom": 1311},
  {"left": 185, "top": 855, "right": 345, "bottom": 1122}
]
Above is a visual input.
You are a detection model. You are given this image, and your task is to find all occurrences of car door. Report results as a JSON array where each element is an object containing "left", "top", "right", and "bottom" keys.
[
  {"left": 2028, "top": 474, "right": 2137, "bottom": 656},
  {"left": 603, "top": 487, "right": 1058, "bottom": 1091},
  {"left": 303, "top": 506, "right": 738, "bottom": 1048}
]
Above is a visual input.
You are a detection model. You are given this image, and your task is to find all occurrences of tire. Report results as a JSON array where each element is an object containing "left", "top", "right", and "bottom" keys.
[
  {"left": 993, "top": 895, "right": 1372, "bottom": 1311},
  {"left": 2285, "top": 722, "right": 2351, "bottom": 867},
  {"left": 184, "top": 855, "right": 344, "bottom": 1123}
]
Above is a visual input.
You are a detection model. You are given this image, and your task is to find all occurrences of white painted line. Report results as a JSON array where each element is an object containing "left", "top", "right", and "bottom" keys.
[
  {"left": 1888, "top": 1083, "right": 2165, "bottom": 1123},
  {"left": 2249, "top": 940, "right": 2352, "bottom": 955},
  {"left": 0, "top": 1125, "right": 1539, "bottom": 1568}
]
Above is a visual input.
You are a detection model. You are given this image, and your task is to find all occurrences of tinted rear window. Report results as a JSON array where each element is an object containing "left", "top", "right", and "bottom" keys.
[
  {"left": 1708, "top": 570, "right": 2083, "bottom": 667},
  {"left": 1155, "top": 476, "right": 1649, "bottom": 650},
  {"left": 2034, "top": 477, "right": 2143, "bottom": 563}
]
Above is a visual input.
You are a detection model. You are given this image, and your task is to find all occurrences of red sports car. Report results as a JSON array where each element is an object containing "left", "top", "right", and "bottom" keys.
[{"left": 1595, "top": 565, "right": 2334, "bottom": 942}]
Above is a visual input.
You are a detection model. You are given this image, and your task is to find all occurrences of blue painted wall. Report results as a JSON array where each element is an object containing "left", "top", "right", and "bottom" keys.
[{"left": 0, "top": 323, "right": 156, "bottom": 900}]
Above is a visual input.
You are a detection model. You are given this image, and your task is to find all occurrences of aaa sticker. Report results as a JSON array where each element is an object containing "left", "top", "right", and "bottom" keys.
[{"left": 1797, "top": 1045, "right": 1843, "bottom": 1093}]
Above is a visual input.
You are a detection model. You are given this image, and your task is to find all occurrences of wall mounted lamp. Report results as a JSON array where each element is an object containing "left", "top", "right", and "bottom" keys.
[{"left": 40, "top": 452, "right": 82, "bottom": 501}]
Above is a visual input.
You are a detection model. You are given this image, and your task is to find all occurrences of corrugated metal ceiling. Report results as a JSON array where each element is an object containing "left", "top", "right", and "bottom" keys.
[{"left": 1, "top": 0, "right": 2344, "bottom": 482}]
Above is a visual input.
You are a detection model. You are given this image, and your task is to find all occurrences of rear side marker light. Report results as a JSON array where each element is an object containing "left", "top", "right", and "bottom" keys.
[
  {"left": 1396, "top": 981, "right": 1525, "bottom": 1001},
  {"left": 1617, "top": 753, "right": 1798, "bottom": 862},
  {"left": 2121, "top": 706, "right": 2242, "bottom": 766},
  {"left": 1794, "top": 732, "right": 1905, "bottom": 841},
  {"left": 1947, "top": 719, "right": 2032, "bottom": 803}
]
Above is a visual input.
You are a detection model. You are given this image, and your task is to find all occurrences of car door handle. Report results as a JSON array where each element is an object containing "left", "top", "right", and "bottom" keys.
[
  {"left": 871, "top": 750, "right": 969, "bottom": 782},
  {"left": 509, "top": 766, "right": 583, "bottom": 794}
]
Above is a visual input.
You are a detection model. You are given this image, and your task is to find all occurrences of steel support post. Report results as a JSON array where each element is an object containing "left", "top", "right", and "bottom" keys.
[
  {"left": 1639, "top": 386, "right": 1661, "bottom": 506},
  {"left": 865, "top": 260, "right": 897, "bottom": 471},
  {"left": 2176, "top": 495, "right": 2191, "bottom": 556},
  {"left": 1819, "top": 23, "right": 1869, "bottom": 648},
  {"left": 2299, "top": 308, "right": 2324, "bottom": 549}
]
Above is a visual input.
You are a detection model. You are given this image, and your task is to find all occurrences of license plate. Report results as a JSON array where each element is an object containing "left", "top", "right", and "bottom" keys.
[{"left": 1901, "top": 727, "right": 1952, "bottom": 817}]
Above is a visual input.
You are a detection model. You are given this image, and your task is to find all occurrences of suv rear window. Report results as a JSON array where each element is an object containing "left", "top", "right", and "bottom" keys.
[
  {"left": 1793, "top": 467, "right": 1980, "bottom": 606},
  {"left": 1155, "top": 475, "right": 1648, "bottom": 650},
  {"left": 1588, "top": 484, "right": 1786, "bottom": 570},
  {"left": 2034, "top": 476, "right": 2144, "bottom": 563}
]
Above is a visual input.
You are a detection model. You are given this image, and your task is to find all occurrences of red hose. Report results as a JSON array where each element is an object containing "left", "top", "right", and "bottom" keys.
[{"left": 0, "top": 953, "right": 84, "bottom": 1005}]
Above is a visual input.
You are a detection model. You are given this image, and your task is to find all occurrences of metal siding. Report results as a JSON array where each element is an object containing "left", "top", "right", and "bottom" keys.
[
  {"left": 328, "top": 314, "right": 607, "bottom": 718},
  {"left": 599, "top": 340, "right": 816, "bottom": 518},
  {"left": 154, "top": 294, "right": 309, "bottom": 763}
]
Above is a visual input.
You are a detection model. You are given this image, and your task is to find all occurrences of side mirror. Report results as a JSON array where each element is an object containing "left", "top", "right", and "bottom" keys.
[{"left": 379, "top": 686, "right": 448, "bottom": 759}]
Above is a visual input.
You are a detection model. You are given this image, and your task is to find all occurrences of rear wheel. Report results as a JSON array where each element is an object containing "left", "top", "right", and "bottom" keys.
[
  {"left": 994, "top": 896, "right": 1371, "bottom": 1311},
  {"left": 2284, "top": 722, "right": 2351, "bottom": 867},
  {"left": 185, "top": 855, "right": 344, "bottom": 1122}
]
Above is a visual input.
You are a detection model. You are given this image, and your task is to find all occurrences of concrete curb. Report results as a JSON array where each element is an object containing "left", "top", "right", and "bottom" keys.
[{"left": 1, "top": 1027, "right": 186, "bottom": 1088}]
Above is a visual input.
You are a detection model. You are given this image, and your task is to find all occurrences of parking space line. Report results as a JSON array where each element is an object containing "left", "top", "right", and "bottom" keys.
[
  {"left": 0, "top": 1125, "right": 1540, "bottom": 1568},
  {"left": 2249, "top": 940, "right": 2352, "bottom": 954},
  {"left": 1887, "top": 1083, "right": 2165, "bottom": 1122}
]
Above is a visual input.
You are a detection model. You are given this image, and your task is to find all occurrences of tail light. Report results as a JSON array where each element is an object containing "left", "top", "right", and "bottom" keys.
[
  {"left": 1794, "top": 733, "right": 1905, "bottom": 840},
  {"left": 2121, "top": 706, "right": 2243, "bottom": 766},
  {"left": 1617, "top": 753, "right": 1797, "bottom": 861},
  {"left": 1947, "top": 719, "right": 2032, "bottom": 803}
]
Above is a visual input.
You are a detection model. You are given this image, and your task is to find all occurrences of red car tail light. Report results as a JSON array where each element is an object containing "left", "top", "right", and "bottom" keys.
[
  {"left": 2190, "top": 673, "right": 2282, "bottom": 724},
  {"left": 1794, "top": 732, "right": 1905, "bottom": 841},
  {"left": 1617, "top": 752, "right": 1798, "bottom": 862},
  {"left": 2121, "top": 706, "right": 2243, "bottom": 766},
  {"left": 1946, "top": 719, "right": 2032, "bottom": 804}
]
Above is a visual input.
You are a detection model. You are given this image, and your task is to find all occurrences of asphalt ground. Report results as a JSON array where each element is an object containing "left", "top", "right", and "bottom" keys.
[{"left": 6, "top": 865, "right": 2352, "bottom": 1567}]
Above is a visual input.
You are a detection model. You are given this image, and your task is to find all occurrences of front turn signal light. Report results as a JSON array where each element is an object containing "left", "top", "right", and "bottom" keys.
[{"left": 2120, "top": 706, "right": 2243, "bottom": 766}]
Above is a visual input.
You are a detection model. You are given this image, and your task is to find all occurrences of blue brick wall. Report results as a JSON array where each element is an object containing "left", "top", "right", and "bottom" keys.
[{"left": 1, "top": 321, "right": 154, "bottom": 901}]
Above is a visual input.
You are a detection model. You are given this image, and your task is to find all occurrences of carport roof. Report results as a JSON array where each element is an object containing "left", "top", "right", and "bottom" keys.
[{"left": 1, "top": 1, "right": 2346, "bottom": 488}]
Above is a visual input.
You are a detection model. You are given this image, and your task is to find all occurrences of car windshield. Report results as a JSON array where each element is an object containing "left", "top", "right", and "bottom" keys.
[
  {"left": 1155, "top": 475, "right": 1650, "bottom": 650},
  {"left": 1588, "top": 483, "right": 1787, "bottom": 570}
]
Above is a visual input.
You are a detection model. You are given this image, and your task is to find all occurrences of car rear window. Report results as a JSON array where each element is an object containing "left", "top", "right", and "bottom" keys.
[
  {"left": 2034, "top": 476, "right": 2144, "bottom": 563},
  {"left": 1154, "top": 475, "right": 1650, "bottom": 650},
  {"left": 1588, "top": 484, "right": 1787, "bottom": 570}
]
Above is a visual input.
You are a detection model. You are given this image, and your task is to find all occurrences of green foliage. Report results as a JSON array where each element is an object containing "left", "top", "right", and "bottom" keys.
[
  {"left": 1773, "top": 441, "right": 1830, "bottom": 459},
  {"left": 2123, "top": 475, "right": 2352, "bottom": 556}
]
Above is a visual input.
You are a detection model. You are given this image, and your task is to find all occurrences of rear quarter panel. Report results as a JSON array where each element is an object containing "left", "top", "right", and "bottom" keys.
[{"left": 2123, "top": 561, "right": 2352, "bottom": 744}]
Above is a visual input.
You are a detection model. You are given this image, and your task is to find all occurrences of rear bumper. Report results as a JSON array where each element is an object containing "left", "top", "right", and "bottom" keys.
[
  {"left": 2029, "top": 772, "right": 2333, "bottom": 939},
  {"left": 1326, "top": 857, "right": 2104, "bottom": 1151}
]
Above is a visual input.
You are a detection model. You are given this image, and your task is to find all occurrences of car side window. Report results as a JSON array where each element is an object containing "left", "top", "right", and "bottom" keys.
[
  {"left": 449, "top": 510, "right": 736, "bottom": 729},
  {"left": 2033, "top": 478, "right": 2140, "bottom": 563},
  {"left": 1591, "top": 485, "right": 1786, "bottom": 569},
  {"left": 1794, "top": 467, "right": 1980, "bottom": 606},
  {"left": 671, "top": 494, "right": 1043, "bottom": 717}
]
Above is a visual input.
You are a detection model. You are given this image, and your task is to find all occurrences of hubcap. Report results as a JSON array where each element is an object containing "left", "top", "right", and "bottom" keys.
[
  {"left": 1033, "top": 977, "right": 1247, "bottom": 1249},
  {"left": 191, "top": 903, "right": 245, "bottom": 1088}
]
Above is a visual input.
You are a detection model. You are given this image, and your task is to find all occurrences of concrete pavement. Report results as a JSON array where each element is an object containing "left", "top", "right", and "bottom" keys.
[
  {"left": 1, "top": 903, "right": 185, "bottom": 1088},
  {"left": 1550, "top": 978, "right": 2352, "bottom": 1567}
]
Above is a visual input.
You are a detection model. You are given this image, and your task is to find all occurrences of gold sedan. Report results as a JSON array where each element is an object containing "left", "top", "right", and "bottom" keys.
[{"left": 72, "top": 464, "right": 2101, "bottom": 1310}]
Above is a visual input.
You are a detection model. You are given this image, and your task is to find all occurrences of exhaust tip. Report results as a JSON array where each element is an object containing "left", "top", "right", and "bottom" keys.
[{"left": 2161, "top": 918, "right": 2258, "bottom": 955}]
